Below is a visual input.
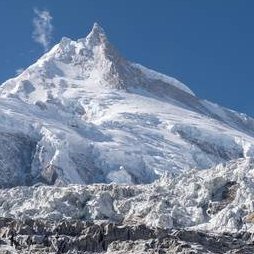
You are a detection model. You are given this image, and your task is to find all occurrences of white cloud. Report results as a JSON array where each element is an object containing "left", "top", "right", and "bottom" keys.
[{"left": 32, "top": 8, "right": 53, "bottom": 52}]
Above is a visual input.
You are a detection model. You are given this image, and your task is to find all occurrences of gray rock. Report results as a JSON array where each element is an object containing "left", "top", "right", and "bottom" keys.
[{"left": 0, "top": 217, "right": 254, "bottom": 253}]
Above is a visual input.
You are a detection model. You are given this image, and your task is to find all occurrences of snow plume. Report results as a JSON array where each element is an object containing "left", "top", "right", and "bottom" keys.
[
  {"left": 15, "top": 68, "right": 25, "bottom": 76},
  {"left": 32, "top": 8, "right": 53, "bottom": 52}
]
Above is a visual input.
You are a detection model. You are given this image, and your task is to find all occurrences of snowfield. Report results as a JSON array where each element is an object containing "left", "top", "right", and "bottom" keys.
[{"left": 0, "top": 23, "right": 254, "bottom": 234}]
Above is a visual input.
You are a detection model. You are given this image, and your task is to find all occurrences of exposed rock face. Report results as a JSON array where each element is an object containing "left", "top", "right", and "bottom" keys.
[
  {"left": 0, "top": 132, "right": 37, "bottom": 188},
  {"left": 207, "top": 181, "right": 239, "bottom": 216},
  {"left": 0, "top": 217, "right": 254, "bottom": 254}
]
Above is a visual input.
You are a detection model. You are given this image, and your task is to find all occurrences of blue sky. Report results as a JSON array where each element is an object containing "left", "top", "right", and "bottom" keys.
[{"left": 0, "top": 1, "right": 253, "bottom": 116}]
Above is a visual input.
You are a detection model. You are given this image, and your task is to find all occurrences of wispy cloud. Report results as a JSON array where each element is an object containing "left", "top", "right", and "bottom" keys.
[{"left": 32, "top": 8, "right": 53, "bottom": 52}]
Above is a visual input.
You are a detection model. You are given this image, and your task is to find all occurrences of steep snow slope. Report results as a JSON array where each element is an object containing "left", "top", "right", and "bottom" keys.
[{"left": 0, "top": 23, "right": 254, "bottom": 186}]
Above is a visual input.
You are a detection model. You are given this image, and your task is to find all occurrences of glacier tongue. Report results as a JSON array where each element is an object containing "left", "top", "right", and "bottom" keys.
[{"left": 0, "top": 158, "right": 254, "bottom": 233}]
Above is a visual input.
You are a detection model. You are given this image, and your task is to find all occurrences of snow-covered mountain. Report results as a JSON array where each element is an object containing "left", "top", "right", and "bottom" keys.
[{"left": 0, "top": 23, "right": 254, "bottom": 188}]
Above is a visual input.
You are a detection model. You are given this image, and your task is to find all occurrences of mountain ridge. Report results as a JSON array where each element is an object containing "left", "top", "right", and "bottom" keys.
[{"left": 0, "top": 23, "right": 253, "bottom": 187}]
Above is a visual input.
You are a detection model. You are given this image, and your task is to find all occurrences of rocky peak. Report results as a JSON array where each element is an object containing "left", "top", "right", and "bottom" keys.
[{"left": 85, "top": 22, "right": 108, "bottom": 47}]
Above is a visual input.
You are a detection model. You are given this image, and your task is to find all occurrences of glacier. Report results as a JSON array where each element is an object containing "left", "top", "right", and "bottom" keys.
[{"left": 0, "top": 158, "right": 254, "bottom": 234}]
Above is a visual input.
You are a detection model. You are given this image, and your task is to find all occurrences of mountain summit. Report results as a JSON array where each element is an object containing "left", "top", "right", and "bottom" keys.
[
  {"left": 0, "top": 24, "right": 253, "bottom": 187},
  {"left": 86, "top": 22, "right": 108, "bottom": 46},
  {"left": 0, "top": 23, "right": 194, "bottom": 99}
]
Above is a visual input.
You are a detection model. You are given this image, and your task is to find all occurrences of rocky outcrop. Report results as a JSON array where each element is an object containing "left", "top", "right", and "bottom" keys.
[
  {"left": 0, "top": 217, "right": 254, "bottom": 253},
  {"left": 0, "top": 132, "right": 37, "bottom": 188}
]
